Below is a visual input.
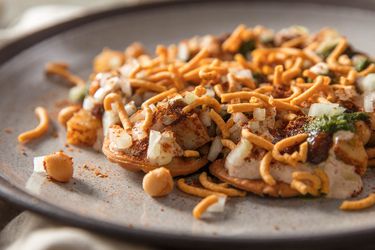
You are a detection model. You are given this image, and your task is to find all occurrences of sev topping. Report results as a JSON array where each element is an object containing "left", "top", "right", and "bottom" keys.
[
  {"left": 199, "top": 172, "right": 246, "bottom": 197},
  {"left": 41, "top": 24, "right": 375, "bottom": 216},
  {"left": 184, "top": 150, "right": 200, "bottom": 158},
  {"left": 272, "top": 133, "right": 308, "bottom": 166},
  {"left": 221, "top": 139, "right": 237, "bottom": 150},
  {"left": 18, "top": 107, "right": 49, "bottom": 143},
  {"left": 340, "top": 193, "right": 375, "bottom": 211},
  {"left": 209, "top": 109, "right": 230, "bottom": 138},
  {"left": 183, "top": 95, "right": 221, "bottom": 113},
  {"left": 193, "top": 194, "right": 220, "bottom": 219},
  {"left": 242, "top": 129, "right": 274, "bottom": 151},
  {"left": 259, "top": 151, "right": 276, "bottom": 186},
  {"left": 177, "top": 178, "right": 223, "bottom": 198}
]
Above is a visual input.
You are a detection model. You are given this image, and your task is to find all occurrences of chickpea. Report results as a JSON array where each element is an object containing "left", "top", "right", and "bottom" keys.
[
  {"left": 43, "top": 152, "right": 73, "bottom": 183},
  {"left": 58, "top": 106, "right": 81, "bottom": 127},
  {"left": 142, "top": 167, "right": 174, "bottom": 197}
]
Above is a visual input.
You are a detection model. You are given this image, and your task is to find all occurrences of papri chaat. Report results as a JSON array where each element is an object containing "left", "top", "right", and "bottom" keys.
[{"left": 20, "top": 24, "right": 375, "bottom": 218}]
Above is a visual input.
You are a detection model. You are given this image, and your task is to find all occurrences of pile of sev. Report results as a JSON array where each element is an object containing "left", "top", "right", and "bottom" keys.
[{"left": 36, "top": 24, "right": 375, "bottom": 218}]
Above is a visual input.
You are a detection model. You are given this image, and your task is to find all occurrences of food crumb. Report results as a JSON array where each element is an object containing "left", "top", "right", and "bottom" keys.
[
  {"left": 273, "top": 225, "right": 280, "bottom": 231},
  {"left": 51, "top": 130, "right": 59, "bottom": 138},
  {"left": 4, "top": 128, "right": 13, "bottom": 134},
  {"left": 83, "top": 164, "right": 108, "bottom": 178},
  {"left": 95, "top": 169, "right": 108, "bottom": 178}
]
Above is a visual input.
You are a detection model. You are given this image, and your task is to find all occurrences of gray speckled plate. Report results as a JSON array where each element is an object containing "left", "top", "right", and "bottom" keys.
[{"left": 1, "top": 0, "right": 375, "bottom": 249}]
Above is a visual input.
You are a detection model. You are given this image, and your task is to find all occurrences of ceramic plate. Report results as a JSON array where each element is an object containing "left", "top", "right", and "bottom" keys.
[{"left": 1, "top": 1, "right": 375, "bottom": 248}]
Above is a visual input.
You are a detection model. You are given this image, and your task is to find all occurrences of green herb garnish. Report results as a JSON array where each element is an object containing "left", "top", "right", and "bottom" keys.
[
  {"left": 353, "top": 56, "right": 370, "bottom": 72},
  {"left": 238, "top": 40, "right": 255, "bottom": 58},
  {"left": 304, "top": 112, "right": 368, "bottom": 134}
]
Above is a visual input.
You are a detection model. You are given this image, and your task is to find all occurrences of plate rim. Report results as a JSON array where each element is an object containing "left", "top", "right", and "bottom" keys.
[{"left": 1, "top": 0, "right": 375, "bottom": 248}]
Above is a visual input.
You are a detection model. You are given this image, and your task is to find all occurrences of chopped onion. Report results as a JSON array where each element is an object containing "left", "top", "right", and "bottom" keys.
[
  {"left": 149, "top": 104, "right": 157, "bottom": 112},
  {"left": 102, "top": 110, "right": 120, "bottom": 136},
  {"left": 33, "top": 156, "right": 46, "bottom": 173},
  {"left": 310, "top": 62, "right": 329, "bottom": 76},
  {"left": 183, "top": 92, "right": 197, "bottom": 105},
  {"left": 208, "top": 136, "right": 223, "bottom": 161},
  {"left": 364, "top": 92, "right": 375, "bottom": 112},
  {"left": 308, "top": 103, "right": 345, "bottom": 117},
  {"left": 206, "top": 195, "right": 227, "bottom": 212},
  {"left": 178, "top": 42, "right": 189, "bottom": 62},
  {"left": 253, "top": 108, "right": 266, "bottom": 121},
  {"left": 109, "top": 127, "right": 133, "bottom": 150},
  {"left": 229, "top": 123, "right": 241, "bottom": 142},
  {"left": 248, "top": 121, "right": 260, "bottom": 132},
  {"left": 358, "top": 74, "right": 375, "bottom": 93},
  {"left": 199, "top": 109, "right": 212, "bottom": 127},
  {"left": 82, "top": 96, "right": 96, "bottom": 112},
  {"left": 69, "top": 85, "right": 87, "bottom": 103},
  {"left": 95, "top": 72, "right": 111, "bottom": 87},
  {"left": 233, "top": 112, "right": 248, "bottom": 124},
  {"left": 132, "top": 123, "right": 148, "bottom": 140},
  {"left": 205, "top": 88, "right": 216, "bottom": 97},
  {"left": 230, "top": 68, "right": 253, "bottom": 80},
  {"left": 120, "top": 77, "right": 132, "bottom": 97},
  {"left": 125, "top": 101, "right": 137, "bottom": 116},
  {"left": 225, "top": 139, "right": 252, "bottom": 169},
  {"left": 147, "top": 130, "right": 179, "bottom": 166}
]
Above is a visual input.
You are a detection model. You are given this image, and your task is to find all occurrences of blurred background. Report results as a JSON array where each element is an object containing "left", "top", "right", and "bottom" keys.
[{"left": 0, "top": 0, "right": 147, "bottom": 45}]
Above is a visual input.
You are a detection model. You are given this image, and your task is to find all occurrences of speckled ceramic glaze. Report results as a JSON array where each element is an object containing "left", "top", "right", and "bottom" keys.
[{"left": 1, "top": 1, "right": 375, "bottom": 248}]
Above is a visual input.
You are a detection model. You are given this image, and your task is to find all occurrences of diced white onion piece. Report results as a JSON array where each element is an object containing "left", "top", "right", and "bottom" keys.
[
  {"left": 310, "top": 62, "right": 329, "bottom": 76},
  {"left": 183, "top": 92, "right": 197, "bottom": 105},
  {"left": 109, "top": 127, "right": 133, "bottom": 150},
  {"left": 205, "top": 88, "right": 216, "bottom": 97},
  {"left": 147, "top": 130, "right": 178, "bottom": 166},
  {"left": 95, "top": 72, "right": 111, "bottom": 87},
  {"left": 119, "top": 64, "right": 133, "bottom": 77},
  {"left": 125, "top": 101, "right": 137, "bottom": 117},
  {"left": 199, "top": 109, "right": 212, "bottom": 127},
  {"left": 358, "top": 74, "right": 375, "bottom": 93},
  {"left": 93, "top": 87, "right": 107, "bottom": 102},
  {"left": 69, "top": 85, "right": 87, "bottom": 103},
  {"left": 225, "top": 139, "right": 252, "bottom": 168},
  {"left": 248, "top": 121, "right": 260, "bottom": 132},
  {"left": 33, "top": 156, "right": 46, "bottom": 173},
  {"left": 232, "top": 112, "right": 248, "bottom": 124},
  {"left": 102, "top": 110, "right": 120, "bottom": 136},
  {"left": 230, "top": 68, "right": 253, "bottom": 80},
  {"left": 149, "top": 104, "right": 157, "bottom": 112},
  {"left": 132, "top": 124, "right": 148, "bottom": 141},
  {"left": 364, "top": 92, "right": 375, "bottom": 112},
  {"left": 178, "top": 42, "right": 190, "bottom": 62},
  {"left": 253, "top": 108, "right": 266, "bottom": 121},
  {"left": 308, "top": 103, "right": 346, "bottom": 117},
  {"left": 120, "top": 77, "right": 132, "bottom": 97},
  {"left": 208, "top": 136, "right": 223, "bottom": 162},
  {"left": 82, "top": 96, "right": 96, "bottom": 112},
  {"left": 206, "top": 195, "right": 227, "bottom": 213},
  {"left": 168, "top": 94, "right": 183, "bottom": 104}
]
